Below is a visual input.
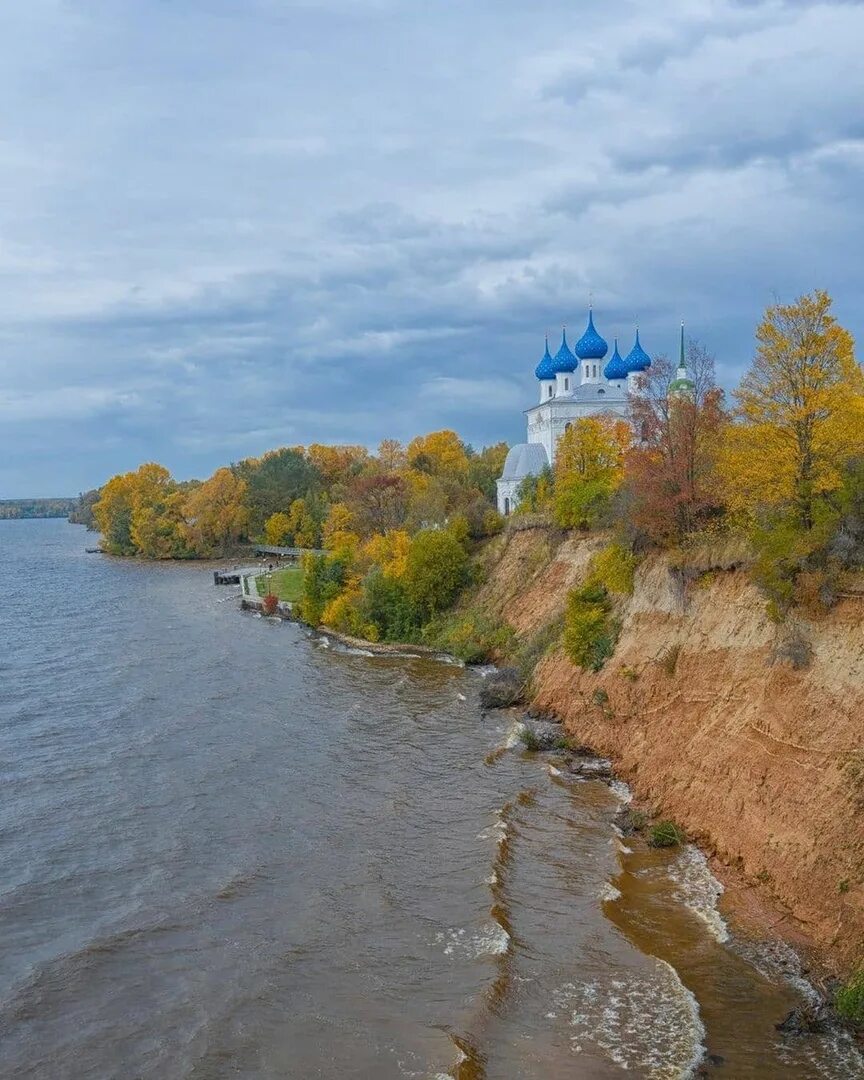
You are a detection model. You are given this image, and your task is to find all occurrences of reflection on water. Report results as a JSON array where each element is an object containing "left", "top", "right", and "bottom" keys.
[{"left": 0, "top": 520, "right": 859, "bottom": 1079}]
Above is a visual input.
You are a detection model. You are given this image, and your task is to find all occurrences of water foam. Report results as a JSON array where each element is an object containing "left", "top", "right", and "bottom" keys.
[
  {"left": 668, "top": 846, "right": 729, "bottom": 943},
  {"left": 434, "top": 922, "right": 510, "bottom": 959},
  {"left": 553, "top": 958, "right": 706, "bottom": 1078}
]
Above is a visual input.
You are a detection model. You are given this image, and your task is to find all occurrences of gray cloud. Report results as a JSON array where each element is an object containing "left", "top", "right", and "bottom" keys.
[{"left": 0, "top": 0, "right": 862, "bottom": 495}]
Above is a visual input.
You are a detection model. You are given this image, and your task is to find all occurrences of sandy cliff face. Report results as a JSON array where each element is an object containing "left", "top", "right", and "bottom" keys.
[{"left": 489, "top": 526, "right": 864, "bottom": 973}]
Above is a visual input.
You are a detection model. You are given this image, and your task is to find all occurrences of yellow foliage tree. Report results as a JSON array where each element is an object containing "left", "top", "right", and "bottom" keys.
[
  {"left": 361, "top": 529, "right": 411, "bottom": 580},
  {"left": 263, "top": 511, "right": 292, "bottom": 546},
  {"left": 553, "top": 417, "right": 630, "bottom": 529},
  {"left": 308, "top": 444, "right": 369, "bottom": 487},
  {"left": 95, "top": 462, "right": 189, "bottom": 557},
  {"left": 323, "top": 502, "right": 356, "bottom": 545},
  {"left": 407, "top": 429, "right": 468, "bottom": 476},
  {"left": 184, "top": 468, "right": 248, "bottom": 556},
  {"left": 720, "top": 290, "right": 864, "bottom": 528}
]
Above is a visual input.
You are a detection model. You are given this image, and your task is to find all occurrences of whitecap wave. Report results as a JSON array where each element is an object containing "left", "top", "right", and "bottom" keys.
[
  {"left": 434, "top": 922, "right": 510, "bottom": 958},
  {"left": 553, "top": 958, "right": 706, "bottom": 1078},
  {"left": 668, "top": 846, "right": 729, "bottom": 943}
]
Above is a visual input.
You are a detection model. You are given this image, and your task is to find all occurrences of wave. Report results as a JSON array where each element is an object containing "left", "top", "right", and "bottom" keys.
[
  {"left": 667, "top": 846, "right": 729, "bottom": 944},
  {"left": 552, "top": 957, "right": 706, "bottom": 1078}
]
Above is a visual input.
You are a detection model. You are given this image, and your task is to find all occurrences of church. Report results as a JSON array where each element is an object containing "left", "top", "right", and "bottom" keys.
[{"left": 496, "top": 308, "right": 655, "bottom": 516}]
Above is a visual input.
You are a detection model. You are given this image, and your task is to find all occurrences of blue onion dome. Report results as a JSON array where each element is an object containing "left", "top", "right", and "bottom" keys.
[
  {"left": 551, "top": 328, "right": 577, "bottom": 373},
  {"left": 534, "top": 336, "right": 557, "bottom": 380},
  {"left": 603, "top": 339, "right": 629, "bottom": 380},
  {"left": 624, "top": 328, "right": 651, "bottom": 372},
  {"left": 574, "top": 309, "right": 608, "bottom": 360}
]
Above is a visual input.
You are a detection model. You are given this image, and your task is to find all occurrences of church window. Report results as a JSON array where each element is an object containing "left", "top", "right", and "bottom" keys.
[
  {"left": 593, "top": 364, "right": 597, "bottom": 378},
  {"left": 504, "top": 497, "right": 510, "bottom": 516},
  {"left": 597, "top": 388, "right": 605, "bottom": 395},
  {"left": 565, "top": 421, "right": 572, "bottom": 431},
  {"left": 548, "top": 385, "right": 553, "bottom": 398},
  {"left": 564, "top": 377, "right": 569, "bottom": 391}
]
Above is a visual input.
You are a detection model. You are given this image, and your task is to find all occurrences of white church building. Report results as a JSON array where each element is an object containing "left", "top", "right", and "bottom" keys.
[{"left": 496, "top": 309, "right": 653, "bottom": 516}]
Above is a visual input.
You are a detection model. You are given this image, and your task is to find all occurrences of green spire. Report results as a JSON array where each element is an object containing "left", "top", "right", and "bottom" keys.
[{"left": 679, "top": 320, "right": 685, "bottom": 370}]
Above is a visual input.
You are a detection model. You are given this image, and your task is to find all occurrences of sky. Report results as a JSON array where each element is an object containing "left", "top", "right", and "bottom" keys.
[{"left": 1, "top": 0, "right": 863, "bottom": 497}]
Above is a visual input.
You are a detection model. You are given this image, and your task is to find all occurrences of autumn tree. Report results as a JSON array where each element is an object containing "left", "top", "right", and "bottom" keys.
[
  {"left": 307, "top": 444, "right": 369, "bottom": 489},
  {"left": 377, "top": 438, "right": 407, "bottom": 471},
  {"left": 347, "top": 473, "right": 407, "bottom": 535},
  {"left": 184, "top": 468, "right": 248, "bottom": 556},
  {"left": 554, "top": 416, "right": 631, "bottom": 529},
  {"left": 720, "top": 290, "right": 864, "bottom": 529},
  {"left": 407, "top": 430, "right": 469, "bottom": 477},
  {"left": 264, "top": 511, "right": 292, "bottom": 546},
  {"left": 625, "top": 340, "right": 726, "bottom": 544}
]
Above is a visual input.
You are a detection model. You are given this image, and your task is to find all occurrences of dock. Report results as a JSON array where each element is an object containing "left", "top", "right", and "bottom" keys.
[{"left": 213, "top": 566, "right": 260, "bottom": 585}]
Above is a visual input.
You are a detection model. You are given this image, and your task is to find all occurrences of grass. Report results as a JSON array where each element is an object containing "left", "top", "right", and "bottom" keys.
[
  {"left": 649, "top": 820, "right": 684, "bottom": 848},
  {"left": 256, "top": 566, "right": 305, "bottom": 603}
]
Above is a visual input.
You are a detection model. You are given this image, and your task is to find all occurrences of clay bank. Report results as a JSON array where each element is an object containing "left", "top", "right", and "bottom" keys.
[{"left": 468, "top": 523, "right": 864, "bottom": 980}]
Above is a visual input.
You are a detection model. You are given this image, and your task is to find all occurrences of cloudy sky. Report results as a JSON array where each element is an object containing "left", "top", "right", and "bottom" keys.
[{"left": 1, "top": 0, "right": 862, "bottom": 496}]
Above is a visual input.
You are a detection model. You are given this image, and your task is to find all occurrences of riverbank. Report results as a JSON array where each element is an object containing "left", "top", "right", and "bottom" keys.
[
  {"left": 480, "top": 525, "right": 864, "bottom": 985},
  {"left": 272, "top": 523, "right": 863, "bottom": 987}
]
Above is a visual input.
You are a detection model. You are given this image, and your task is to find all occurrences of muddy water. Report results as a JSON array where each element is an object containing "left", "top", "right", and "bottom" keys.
[{"left": 0, "top": 520, "right": 860, "bottom": 1079}]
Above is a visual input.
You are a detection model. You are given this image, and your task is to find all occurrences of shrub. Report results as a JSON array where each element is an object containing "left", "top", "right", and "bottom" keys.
[
  {"left": 649, "top": 820, "right": 684, "bottom": 848},
  {"left": 424, "top": 610, "right": 514, "bottom": 664},
  {"left": 836, "top": 971, "right": 864, "bottom": 1024},
  {"left": 590, "top": 543, "right": 638, "bottom": 596},
  {"left": 563, "top": 584, "right": 619, "bottom": 672},
  {"left": 520, "top": 728, "right": 543, "bottom": 752},
  {"left": 360, "top": 568, "right": 420, "bottom": 642},
  {"left": 262, "top": 593, "right": 279, "bottom": 616}
]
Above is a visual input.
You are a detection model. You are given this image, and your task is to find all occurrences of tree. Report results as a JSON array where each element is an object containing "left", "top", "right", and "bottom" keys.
[
  {"left": 407, "top": 430, "right": 469, "bottom": 476},
  {"left": 554, "top": 416, "right": 630, "bottom": 529},
  {"left": 244, "top": 448, "right": 322, "bottom": 534},
  {"left": 377, "top": 438, "right": 407, "bottom": 471},
  {"left": 264, "top": 511, "right": 292, "bottom": 546},
  {"left": 403, "top": 528, "right": 469, "bottom": 617},
  {"left": 184, "top": 468, "right": 248, "bottom": 556},
  {"left": 467, "top": 442, "right": 509, "bottom": 501},
  {"left": 347, "top": 473, "right": 407, "bottom": 535},
  {"left": 626, "top": 341, "right": 726, "bottom": 544},
  {"left": 307, "top": 444, "right": 369, "bottom": 488},
  {"left": 93, "top": 472, "right": 137, "bottom": 554},
  {"left": 721, "top": 290, "right": 864, "bottom": 529}
]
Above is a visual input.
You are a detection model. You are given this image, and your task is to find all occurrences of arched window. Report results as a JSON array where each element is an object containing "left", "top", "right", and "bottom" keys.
[
  {"left": 548, "top": 385, "right": 553, "bottom": 398},
  {"left": 593, "top": 364, "right": 597, "bottom": 378},
  {"left": 564, "top": 377, "right": 569, "bottom": 391},
  {"left": 597, "top": 388, "right": 605, "bottom": 395},
  {"left": 504, "top": 497, "right": 510, "bottom": 516},
  {"left": 565, "top": 421, "right": 572, "bottom": 431},
  {"left": 585, "top": 365, "right": 589, "bottom": 380}
]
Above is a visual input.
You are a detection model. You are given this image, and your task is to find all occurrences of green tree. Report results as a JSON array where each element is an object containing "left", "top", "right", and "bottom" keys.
[
  {"left": 403, "top": 528, "right": 469, "bottom": 617},
  {"left": 244, "top": 448, "right": 322, "bottom": 534}
]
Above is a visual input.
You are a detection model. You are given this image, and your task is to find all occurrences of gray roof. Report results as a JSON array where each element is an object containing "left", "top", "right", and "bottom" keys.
[{"left": 500, "top": 442, "right": 549, "bottom": 482}]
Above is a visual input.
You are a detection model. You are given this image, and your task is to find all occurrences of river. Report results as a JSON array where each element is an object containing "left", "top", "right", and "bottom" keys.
[{"left": 0, "top": 519, "right": 861, "bottom": 1079}]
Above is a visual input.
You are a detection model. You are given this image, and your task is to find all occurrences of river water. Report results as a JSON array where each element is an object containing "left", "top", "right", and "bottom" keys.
[{"left": 0, "top": 519, "right": 861, "bottom": 1079}]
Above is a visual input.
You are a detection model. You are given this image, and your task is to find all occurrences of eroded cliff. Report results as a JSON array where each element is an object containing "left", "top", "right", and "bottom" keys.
[{"left": 483, "top": 524, "right": 864, "bottom": 974}]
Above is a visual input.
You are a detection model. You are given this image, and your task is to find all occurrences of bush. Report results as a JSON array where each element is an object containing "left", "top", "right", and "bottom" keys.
[
  {"left": 360, "top": 568, "right": 420, "bottom": 642},
  {"left": 563, "top": 584, "right": 619, "bottom": 672},
  {"left": 424, "top": 609, "right": 514, "bottom": 664},
  {"left": 836, "top": 971, "right": 864, "bottom": 1024},
  {"left": 590, "top": 543, "right": 638, "bottom": 595},
  {"left": 262, "top": 593, "right": 279, "bottom": 616},
  {"left": 649, "top": 820, "right": 684, "bottom": 848},
  {"left": 520, "top": 728, "right": 543, "bottom": 751}
]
